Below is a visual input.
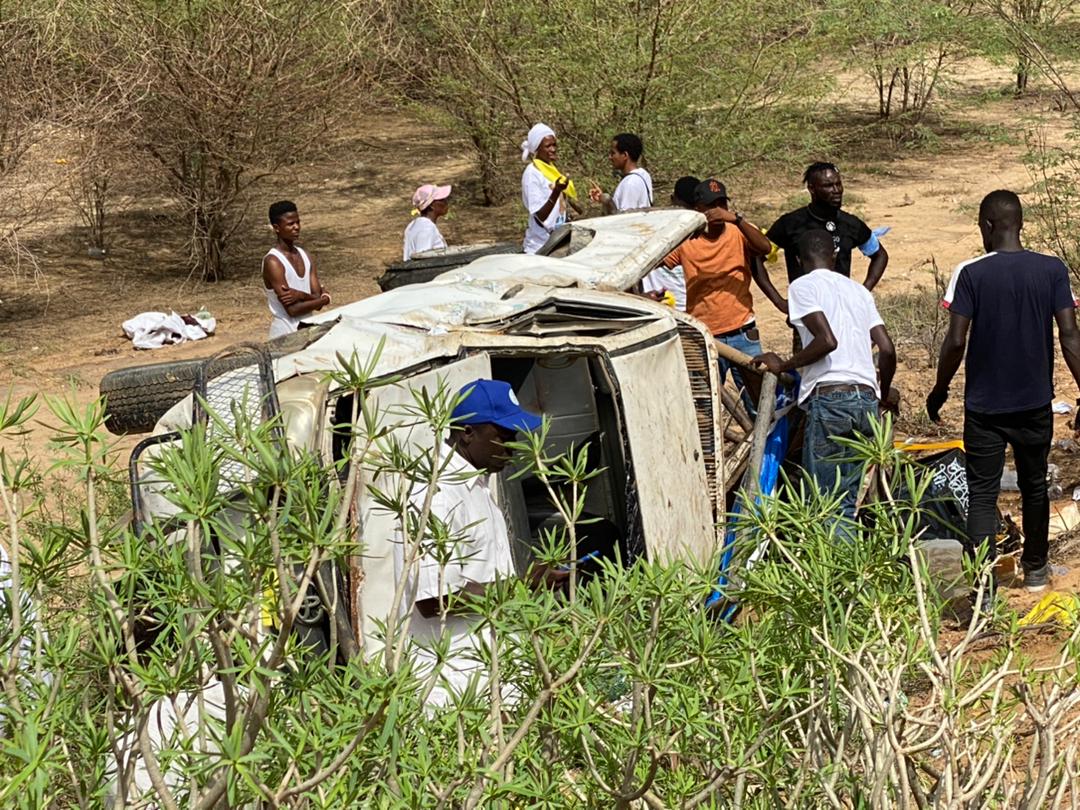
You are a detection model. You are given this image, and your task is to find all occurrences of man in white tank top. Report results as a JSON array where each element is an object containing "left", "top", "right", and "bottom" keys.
[{"left": 263, "top": 200, "right": 330, "bottom": 339}]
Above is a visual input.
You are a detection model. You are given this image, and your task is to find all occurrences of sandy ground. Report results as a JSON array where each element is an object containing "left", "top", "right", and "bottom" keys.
[{"left": 3, "top": 60, "right": 1080, "bottom": 634}]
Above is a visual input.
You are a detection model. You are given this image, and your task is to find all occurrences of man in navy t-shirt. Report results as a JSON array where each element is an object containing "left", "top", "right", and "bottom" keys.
[{"left": 927, "top": 190, "right": 1080, "bottom": 595}]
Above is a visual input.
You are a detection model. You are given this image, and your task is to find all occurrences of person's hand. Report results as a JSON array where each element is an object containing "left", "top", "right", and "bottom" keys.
[
  {"left": 704, "top": 207, "right": 738, "bottom": 225},
  {"left": 639, "top": 289, "right": 665, "bottom": 302},
  {"left": 753, "top": 352, "right": 785, "bottom": 376},
  {"left": 880, "top": 386, "right": 901, "bottom": 417},
  {"left": 320, "top": 292, "right": 331, "bottom": 307},
  {"left": 528, "top": 563, "right": 571, "bottom": 591},
  {"left": 588, "top": 182, "right": 604, "bottom": 203},
  {"left": 278, "top": 286, "right": 301, "bottom": 306},
  {"left": 926, "top": 386, "right": 948, "bottom": 423},
  {"left": 553, "top": 176, "right": 570, "bottom": 195},
  {"left": 777, "top": 298, "right": 789, "bottom": 315}
]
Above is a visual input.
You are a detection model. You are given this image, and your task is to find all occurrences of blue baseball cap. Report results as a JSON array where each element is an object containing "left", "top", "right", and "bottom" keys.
[{"left": 452, "top": 379, "right": 543, "bottom": 433}]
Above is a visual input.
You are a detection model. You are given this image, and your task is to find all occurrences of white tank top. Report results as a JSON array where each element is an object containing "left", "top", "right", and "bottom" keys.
[{"left": 264, "top": 246, "right": 312, "bottom": 338}]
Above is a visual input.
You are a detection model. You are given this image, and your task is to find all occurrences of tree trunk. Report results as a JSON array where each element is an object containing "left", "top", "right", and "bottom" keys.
[
  {"left": 193, "top": 205, "right": 226, "bottom": 282},
  {"left": 1016, "top": 57, "right": 1032, "bottom": 96}
]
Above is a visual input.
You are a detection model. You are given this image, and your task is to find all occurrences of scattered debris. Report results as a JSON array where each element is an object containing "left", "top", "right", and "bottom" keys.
[
  {"left": 1049, "top": 502, "right": 1080, "bottom": 538},
  {"left": 1019, "top": 591, "right": 1079, "bottom": 628},
  {"left": 1052, "top": 401, "right": 1074, "bottom": 414}
]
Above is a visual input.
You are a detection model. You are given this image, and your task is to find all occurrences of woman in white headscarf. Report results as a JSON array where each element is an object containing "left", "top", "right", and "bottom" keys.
[{"left": 520, "top": 123, "right": 581, "bottom": 254}]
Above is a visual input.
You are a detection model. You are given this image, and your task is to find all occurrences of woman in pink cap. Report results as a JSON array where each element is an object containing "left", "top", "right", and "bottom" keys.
[{"left": 403, "top": 183, "right": 451, "bottom": 261}]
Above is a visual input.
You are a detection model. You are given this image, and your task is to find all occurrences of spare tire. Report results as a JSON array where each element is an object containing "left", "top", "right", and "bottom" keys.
[
  {"left": 377, "top": 242, "right": 520, "bottom": 291},
  {"left": 100, "top": 321, "right": 336, "bottom": 435},
  {"left": 100, "top": 354, "right": 254, "bottom": 435}
]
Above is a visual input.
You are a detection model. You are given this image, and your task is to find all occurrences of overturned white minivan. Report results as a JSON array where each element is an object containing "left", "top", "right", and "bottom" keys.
[{"left": 105, "top": 209, "right": 760, "bottom": 653}]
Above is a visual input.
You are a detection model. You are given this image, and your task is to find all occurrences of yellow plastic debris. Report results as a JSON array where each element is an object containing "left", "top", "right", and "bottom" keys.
[
  {"left": 894, "top": 440, "right": 965, "bottom": 453},
  {"left": 1018, "top": 591, "right": 1080, "bottom": 628}
]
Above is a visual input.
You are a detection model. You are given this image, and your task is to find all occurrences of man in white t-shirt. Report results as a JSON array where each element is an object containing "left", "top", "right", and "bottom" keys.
[
  {"left": 754, "top": 230, "right": 896, "bottom": 527},
  {"left": 589, "top": 133, "right": 653, "bottom": 215},
  {"left": 520, "top": 123, "right": 583, "bottom": 254},
  {"left": 394, "top": 379, "right": 566, "bottom": 707}
]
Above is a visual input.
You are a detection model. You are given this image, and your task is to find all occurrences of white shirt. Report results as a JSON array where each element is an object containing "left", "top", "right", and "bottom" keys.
[
  {"left": 641, "top": 265, "right": 687, "bottom": 310},
  {"left": 611, "top": 168, "right": 653, "bottom": 211},
  {"left": 788, "top": 268, "right": 884, "bottom": 406},
  {"left": 403, "top": 216, "right": 447, "bottom": 262},
  {"left": 264, "top": 246, "right": 312, "bottom": 339},
  {"left": 521, "top": 163, "right": 567, "bottom": 254},
  {"left": 394, "top": 449, "right": 516, "bottom": 706}
]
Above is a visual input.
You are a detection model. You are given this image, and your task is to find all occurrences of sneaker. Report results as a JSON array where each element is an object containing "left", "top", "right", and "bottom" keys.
[{"left": 1023, "top": 563, "right": 1050, "bottom": 592}]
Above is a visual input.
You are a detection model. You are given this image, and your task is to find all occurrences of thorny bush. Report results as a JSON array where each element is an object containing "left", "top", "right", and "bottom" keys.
[{"left": 1, "top": 361, "right": 1079, "bottom": 808}]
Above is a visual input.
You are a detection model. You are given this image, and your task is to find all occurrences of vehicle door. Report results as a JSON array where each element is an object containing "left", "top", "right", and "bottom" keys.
[{"left": 352, "top": 354, "right": 492, "bottom": 654}]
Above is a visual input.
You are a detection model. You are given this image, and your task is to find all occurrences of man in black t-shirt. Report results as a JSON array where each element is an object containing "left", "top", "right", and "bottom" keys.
[
  {"left": 766, "top": 162, "right": 889, "bottom": 290},
  {"left": 927, "top": 190, "right": 1080, "bottom": 596}
]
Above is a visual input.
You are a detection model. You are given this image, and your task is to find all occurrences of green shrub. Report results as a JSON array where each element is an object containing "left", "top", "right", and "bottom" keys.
[{"left": 2, "top": 375, "right": 1078, "bottom": 808}]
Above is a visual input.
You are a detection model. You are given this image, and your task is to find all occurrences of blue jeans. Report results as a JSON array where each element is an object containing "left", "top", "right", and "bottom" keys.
[
  {"left": 717, "top": 329, "right": 761, "bottom": 416},
  {"left": 802, "top": 390, "right": 877, "bottom": 527}
]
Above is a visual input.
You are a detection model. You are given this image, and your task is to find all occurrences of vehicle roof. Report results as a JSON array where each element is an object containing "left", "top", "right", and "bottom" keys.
[{"left": 156, "top": 209, "right": 704, "bottom": 431}]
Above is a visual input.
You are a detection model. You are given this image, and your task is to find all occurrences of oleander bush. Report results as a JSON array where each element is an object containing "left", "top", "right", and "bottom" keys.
[{"left": 2, "top": 368, "right": 1078, "bottom": 808}]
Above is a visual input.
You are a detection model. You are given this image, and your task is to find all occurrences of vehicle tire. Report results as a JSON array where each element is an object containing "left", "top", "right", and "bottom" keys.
[
  {"left": 99, "top": 355, "right": 253, "bottom": 435},
  {"left": 377, "top": 242, "right": 520, "bottom": 291},
  {"left": 100, "top": 322, "right": 335, "bottom": 435}
]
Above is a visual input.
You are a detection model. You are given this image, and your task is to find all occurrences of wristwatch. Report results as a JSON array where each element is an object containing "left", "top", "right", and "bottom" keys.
[{"left": 734, "top": 213, "right": 745, "bottom": 225}]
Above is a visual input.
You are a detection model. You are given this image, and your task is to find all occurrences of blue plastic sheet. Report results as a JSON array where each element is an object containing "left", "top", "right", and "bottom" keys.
[{"left": 706, "top": 383, "right": 795, "bottom": 620}]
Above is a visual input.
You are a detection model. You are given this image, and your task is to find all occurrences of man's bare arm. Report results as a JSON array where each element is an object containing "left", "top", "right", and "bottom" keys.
[
  {"left": 926, "top": 311, "right": 970, "bottom": 421},
  {"left": 262, "top": 255, "right": 328, "bottom": 317},
  {"left": 750, "top": 255, "right": 788, "bottom": 314},
  {"left": 864, "top": 244, "right": 889, "bottom": 291},
  {"left": 871, "top": 324, "right": 896, "bottom": 400},
  {"left": 754, "top": 310, "right": 837, "bottom": 375}
]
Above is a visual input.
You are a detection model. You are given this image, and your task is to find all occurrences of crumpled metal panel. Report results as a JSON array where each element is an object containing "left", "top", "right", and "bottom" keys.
[{"left": 303, "top": 209, "right": 702, "bottom": 333}]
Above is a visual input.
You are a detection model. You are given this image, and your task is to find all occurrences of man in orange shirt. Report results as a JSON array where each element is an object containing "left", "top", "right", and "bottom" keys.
[{"left": 660, "top": 179, "right": 785, "bottom": 397}]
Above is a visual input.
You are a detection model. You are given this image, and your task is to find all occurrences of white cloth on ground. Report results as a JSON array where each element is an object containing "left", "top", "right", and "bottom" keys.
[
  {"left": 403, "top": 217, "right": 447, "bottom": 262},
  {"left": 520, "top": 123, "right": 555, "bottom": 162},
  {"left": 122, "top": 311, "right": 217, "bottom": 350},
  {"left": 521, "top": 163, "right": 566, "bottom": 255},
  {"left": 788, "top": 268, "right": 884, "bottom": 406},
  {"left": 611, "top": 168, "right": 653, "bottom": 211},
  {"left": 264, "top": 246, "right": 312, "bottom": 339},
  {"left": 393, "top": 449, "right": 516, "bottom": 708},
  {"left": 642, "top": 265, "right": 687, "bottom": 311}
]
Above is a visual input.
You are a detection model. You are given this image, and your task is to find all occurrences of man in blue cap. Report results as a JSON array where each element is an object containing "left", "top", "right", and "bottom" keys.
[{"left": 395, "top": 378, "right": 558, "bottom": 707}]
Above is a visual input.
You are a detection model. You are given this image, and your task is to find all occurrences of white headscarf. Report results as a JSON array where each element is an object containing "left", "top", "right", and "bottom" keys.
[{"left": 521, "top": 123, "right": 555, "bottom": 162}]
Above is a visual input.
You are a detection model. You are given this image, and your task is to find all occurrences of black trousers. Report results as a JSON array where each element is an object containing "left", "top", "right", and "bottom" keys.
[{"left": 963, "top": 405, "right": 1052, "bottom": 571}]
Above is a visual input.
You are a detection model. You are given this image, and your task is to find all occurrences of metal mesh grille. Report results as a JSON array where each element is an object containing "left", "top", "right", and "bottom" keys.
[
  {"left": 201, "top": 363, "right": 267, "bottom": 492},
  {"left": 676, "top": 324, "right": 719, "bottom": 517}
]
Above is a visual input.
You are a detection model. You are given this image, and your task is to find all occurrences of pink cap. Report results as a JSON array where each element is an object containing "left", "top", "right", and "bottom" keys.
[{"left": 411, "top": 183, "right": 452, "bottom": 212}]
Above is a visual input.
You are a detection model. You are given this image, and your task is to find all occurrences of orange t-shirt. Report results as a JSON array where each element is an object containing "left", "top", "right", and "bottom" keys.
[{"left": 662, "top": 226, "right": 754, "bottom": 335}]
